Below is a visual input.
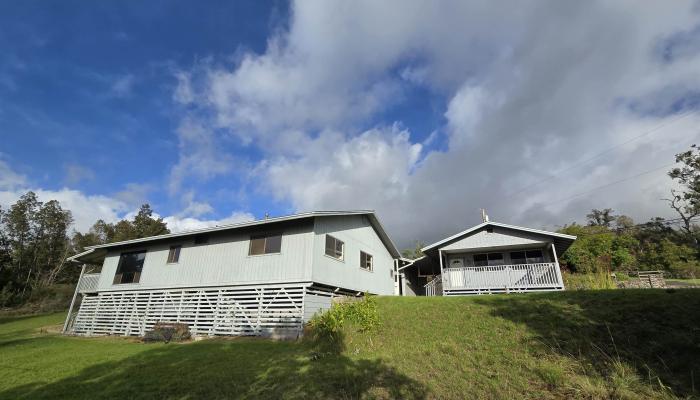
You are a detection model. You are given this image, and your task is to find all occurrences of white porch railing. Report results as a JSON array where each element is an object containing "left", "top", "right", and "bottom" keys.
[
  {"left": 424, "top": 276, "right": 443, "bottom": 296},
  {"left": 77, "top": 273, "right": 100, "bottom": 293},
  {"left": 442, "top": 262, "right": 563, "bottom": 294}
]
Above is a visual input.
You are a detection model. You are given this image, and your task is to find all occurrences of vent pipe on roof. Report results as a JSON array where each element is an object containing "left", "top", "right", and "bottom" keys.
[{"left": 481, "top": 208, "right": 489, "bottom": 223}]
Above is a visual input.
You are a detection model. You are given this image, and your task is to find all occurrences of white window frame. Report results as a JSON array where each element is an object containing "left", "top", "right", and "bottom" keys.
[
  {"left": 360, "top": 251, "right": 373, "bottom": 272},
  {"left": 325, "top": 235, "right": 344, "bottom": 261}
]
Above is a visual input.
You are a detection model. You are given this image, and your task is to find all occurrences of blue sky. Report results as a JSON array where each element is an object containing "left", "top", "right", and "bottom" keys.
[{"left": 1, "top": 1, "right": 699, "bottom": 246}]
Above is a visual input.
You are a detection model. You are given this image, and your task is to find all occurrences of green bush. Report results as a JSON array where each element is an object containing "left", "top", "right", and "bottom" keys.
[{"left": 307, "top": 295, "right": 380, "bottom": 348}]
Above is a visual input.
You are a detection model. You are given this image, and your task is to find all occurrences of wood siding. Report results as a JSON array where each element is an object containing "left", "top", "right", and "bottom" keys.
[
  {"left": 441, "top": 226, "right": 550, "bottom": 252},
  {"left": 96, "top": 222, "right": 314, "bottom": 292},
  {"left": 311, "top": 215, "right": 395, "bottom": 295}
]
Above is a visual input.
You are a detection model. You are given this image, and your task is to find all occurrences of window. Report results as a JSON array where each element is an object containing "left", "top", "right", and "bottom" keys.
[
  {"left": 167, "top": 245, "right": 181, "bottom": 263},
  {"left": 248, "top": 233, "right": 282, "bottom": 255},
  {"left": 113, "top": 251, "right": 146, "bottom": 284},
  {"left": 510, "top": 251, "right": 526, "bottom": 265},
  {"left": 360, "top": 251, "right": 373, "bottom": 271},
  {"left": 194, "top": 234, "right": 209, "bottom": 245},
  {"left": 510, "top": 250, "right": 544, "bottom": 264},
  {"left": 325, "top": 235, "right": 344, "bottom": 260},
  {"left": 526, "top": 250, "right": 544, "bottom": 263},
  {"left": 473, "top": 252, "right": 504, "bottom": 267}
]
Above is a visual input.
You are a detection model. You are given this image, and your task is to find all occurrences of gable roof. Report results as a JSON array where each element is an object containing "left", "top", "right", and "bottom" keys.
[
  {"left": 68, "top": 210, "right": 401, "bottom": 263},
  {"left": 421, "top": 221, "right": 576, "bottom": 255}
]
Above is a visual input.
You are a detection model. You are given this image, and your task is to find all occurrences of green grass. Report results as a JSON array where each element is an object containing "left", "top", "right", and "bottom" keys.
[
  {"left": 667, "top": 278, "right": 700, "bottom": 285},
  {"left": 1, "top": 290, "right": 699, "bottom": 399}
]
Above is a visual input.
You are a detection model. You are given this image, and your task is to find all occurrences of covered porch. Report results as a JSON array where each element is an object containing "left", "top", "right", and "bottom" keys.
[{"left": 399, "top": 221, "right": 575, "bottom": 296}]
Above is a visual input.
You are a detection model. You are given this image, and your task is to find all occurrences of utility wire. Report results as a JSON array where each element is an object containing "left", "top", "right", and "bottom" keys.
[
  {"left": 504, "top": 109, "right": 698, "bottom": 200},
  {"left": 540, "top": 162, "right": 676, "bottom": 207},
  {"left": 571, "top": 216, "right": 700, "bottom": 237}
]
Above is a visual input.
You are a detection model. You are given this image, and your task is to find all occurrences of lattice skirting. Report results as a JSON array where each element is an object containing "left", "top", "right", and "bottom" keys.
[{"left": 69, "top": 283, "right": 330, "bottom": 337}]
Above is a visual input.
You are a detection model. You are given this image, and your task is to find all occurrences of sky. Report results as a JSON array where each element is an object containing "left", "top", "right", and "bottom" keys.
[{"left": 1, "top": 1, "right": 700, "bottom": 248}]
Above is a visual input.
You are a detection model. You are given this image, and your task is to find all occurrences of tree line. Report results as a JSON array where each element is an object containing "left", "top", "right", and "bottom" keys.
[
  {"left": 0, "top": 194, "right": 168, "bottom": 306},
  {"left": 2, "top": 145, "right": 699, "bottom": 306}
]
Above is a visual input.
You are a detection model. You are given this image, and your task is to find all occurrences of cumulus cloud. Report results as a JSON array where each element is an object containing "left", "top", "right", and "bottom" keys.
[
  {"left": 64, "top": 163, "right": 96, "bottom": 186},
  {"left": 163, "top": 212, "right": 255, "bottom": 232},
  {"left": 173, "top": 1, "right": 700, "bottom": 247}
]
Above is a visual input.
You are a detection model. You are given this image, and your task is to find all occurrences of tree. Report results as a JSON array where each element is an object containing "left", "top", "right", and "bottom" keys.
[
  {"left": 586, "top": 208, "right": 616, "bottom": 227},
  {"left": 401, "top": 241, "right": 425, "bottom": 259},
  {"left": 667, "top": 144, "right": 700, "bottom": 239}
]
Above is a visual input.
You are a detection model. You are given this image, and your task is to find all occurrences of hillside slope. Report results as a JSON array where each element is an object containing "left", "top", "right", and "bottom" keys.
[{"left": 0, "top": 290, "right": 698, "bottom": 399}]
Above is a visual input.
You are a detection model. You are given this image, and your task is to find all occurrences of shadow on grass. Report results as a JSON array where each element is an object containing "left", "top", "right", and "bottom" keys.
[
  {"left": 1, "top": 333, "right": 427, "bottom": 400},
  {"left": 472, "top": 289, "right": 700, "bottom": 397}
]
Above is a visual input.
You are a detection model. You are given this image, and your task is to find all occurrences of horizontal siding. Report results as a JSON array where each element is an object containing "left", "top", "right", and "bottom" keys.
[
  {"left": 441, "top": 227, "right": 550, "bottom": 252},
  {"left": 311, "top": 215, "right": 395, "bottom": 295},
  {"left": 97, "top": 222, "right": 313, "bottom": 292},
  {"left": 303, "top": 293, "right": 332, "bottom": 322}
]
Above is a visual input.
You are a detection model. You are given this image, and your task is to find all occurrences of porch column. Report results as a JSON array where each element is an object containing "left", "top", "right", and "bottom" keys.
[
  {"left": 438, "top": 249, "right": 445, "bottom": 295},
  {"left": 63, "top": 263, "right": 86, "bottom": 334},
  {"left": 550, "top": 243, "right": 565, "bottom": 290}
]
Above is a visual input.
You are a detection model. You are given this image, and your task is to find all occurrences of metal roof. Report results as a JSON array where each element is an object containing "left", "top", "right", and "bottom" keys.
[
  {"left": 68, "top": 210, "right": 401, "bottom": 263},
  {"left": 421, "top": 221, "right": 576, "bottom": 254}
]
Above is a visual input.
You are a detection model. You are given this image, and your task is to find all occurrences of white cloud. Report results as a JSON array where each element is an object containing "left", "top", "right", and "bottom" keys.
[
  {"left": 163, "top": 212, "right": 255, "bottom": 232},
  {"left": 0, "top": 159, "right": 27, "bottom": 190},
  {"left": 64, "top": 163, "right": 95, "bottom": 186},
  {"left": 173, "top": 1, "right": 700, "bottom": 247}
]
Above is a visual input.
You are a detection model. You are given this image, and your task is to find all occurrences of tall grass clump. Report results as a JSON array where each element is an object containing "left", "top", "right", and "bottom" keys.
[
  {"left": 563, "top": 271, "right": 617, "bottom": 290},
  {"left": 306, "top": 295, "right": 380, "bottom": 353}
]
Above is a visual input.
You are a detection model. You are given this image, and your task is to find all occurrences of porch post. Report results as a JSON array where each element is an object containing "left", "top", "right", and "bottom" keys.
[
  {"left": 63, "top": 263, "right": 86, "bottom": 334},
  {"left": 438, "top": 249, "right": 445, "bottom": 295},
  {"left": 550, "top": 243, "right": 565, "bottom": 290}
]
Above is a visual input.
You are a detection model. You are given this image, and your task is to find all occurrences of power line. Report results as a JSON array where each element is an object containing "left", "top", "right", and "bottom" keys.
[
  {"left": 504, "top": 109, "right": 698, "bottom": 200},
  {"left": 541, "top": 162, "right": 676, "bottom": 207}
]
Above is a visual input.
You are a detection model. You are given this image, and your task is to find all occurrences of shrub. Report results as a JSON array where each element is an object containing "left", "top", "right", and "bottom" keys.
[
  {"left": 143, "top": 322, "right": 191, "bottom": 343},
  {"left": 306, "top": 295, "right": 380, "bottom": 351}
]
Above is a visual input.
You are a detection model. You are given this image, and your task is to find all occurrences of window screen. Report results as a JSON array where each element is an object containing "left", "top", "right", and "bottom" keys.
[
  {"left": 526, "top": 250, "right": 544, "bottom": 263},
  {"left": 510, "top": 251, "right": 527, "bottom": 265},
  {"left": 113, "top": 251, "right": 146, "bottom": 284},
  {"left": 167, "top": 245, "right": 181, "bottom": 263},
  {"left": 325, "top": 235, "right": 344, "bottom": 260},
  {"left": 248, "top": 233, "right": 282, "bottom": 255},
  {"left": 360, "top": 251, "right": 373, "bottom": 271},
  {"left": 473, "top": 253, "right": 504, "bottom": 267}
]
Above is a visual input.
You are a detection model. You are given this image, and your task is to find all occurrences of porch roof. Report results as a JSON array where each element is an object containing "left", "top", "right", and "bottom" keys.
[{"left": 421, "top": 221, "right": 576, "bottom": 257}]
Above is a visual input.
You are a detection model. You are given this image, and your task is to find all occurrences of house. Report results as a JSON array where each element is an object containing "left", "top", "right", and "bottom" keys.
[
  {"left": 398, "top": 220, "right": 576, "bottom": 296},
  {"left": 63, "top": 211, "right": 401, "bottom": 338},
  {"left": 63, "top": 210, "right": 577, "bottom": 338}
]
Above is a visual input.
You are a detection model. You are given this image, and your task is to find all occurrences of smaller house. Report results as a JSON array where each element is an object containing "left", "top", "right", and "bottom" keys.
[{"left": 399, "top": 221, "right": 576, "bottom": 296}]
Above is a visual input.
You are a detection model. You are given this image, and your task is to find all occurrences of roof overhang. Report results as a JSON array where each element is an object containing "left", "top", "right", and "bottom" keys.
[
  {"left": 68, "top": 210, "right": 402, "bottom": 264},
  {"left": 421, "top": 221, "right": 576, "bottom": 257}
]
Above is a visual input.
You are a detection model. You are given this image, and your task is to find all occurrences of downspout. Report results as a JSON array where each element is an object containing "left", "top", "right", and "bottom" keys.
[{"left": 63, "top": 263, "right": 86, "bottom": 334}]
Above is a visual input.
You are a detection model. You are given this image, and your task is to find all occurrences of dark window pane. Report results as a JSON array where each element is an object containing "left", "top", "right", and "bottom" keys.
[
  {"left": 487, "top": 253, "right": 504, "bottom": 266},
  {"left": 115, "top": 251, "right": 146, "bottom": 284},
  {"left": 265, "top": 234, "right": 282, "bottom": 253},
  {"left": 473, "top": 254, "right": 488, "bottom": 267},
  {"left": 510, "top": 251, "right": 526, "bottom": 264},
  {"left": 325, "top": 235, "right": 343, "bottom": 259},
  {"left": 526, "top": 250, "right": 544, "bottom": 263},
  {"left": 167, "top": 246, "right": 181, "bottom": 263},
  {"left": 249, "top": 236, "right": 265, "bottom": 255},
  {"left": 360, "top": 251, "right": 373, "bottom": 271}
]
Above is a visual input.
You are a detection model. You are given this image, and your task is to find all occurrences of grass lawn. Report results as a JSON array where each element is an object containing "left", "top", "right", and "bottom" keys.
[
  {"left": 667, "top": 278, "right": 700, "bottom": 285},
  {"left": 1, "top": 290, "right": 698, "bottom": 399}
]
